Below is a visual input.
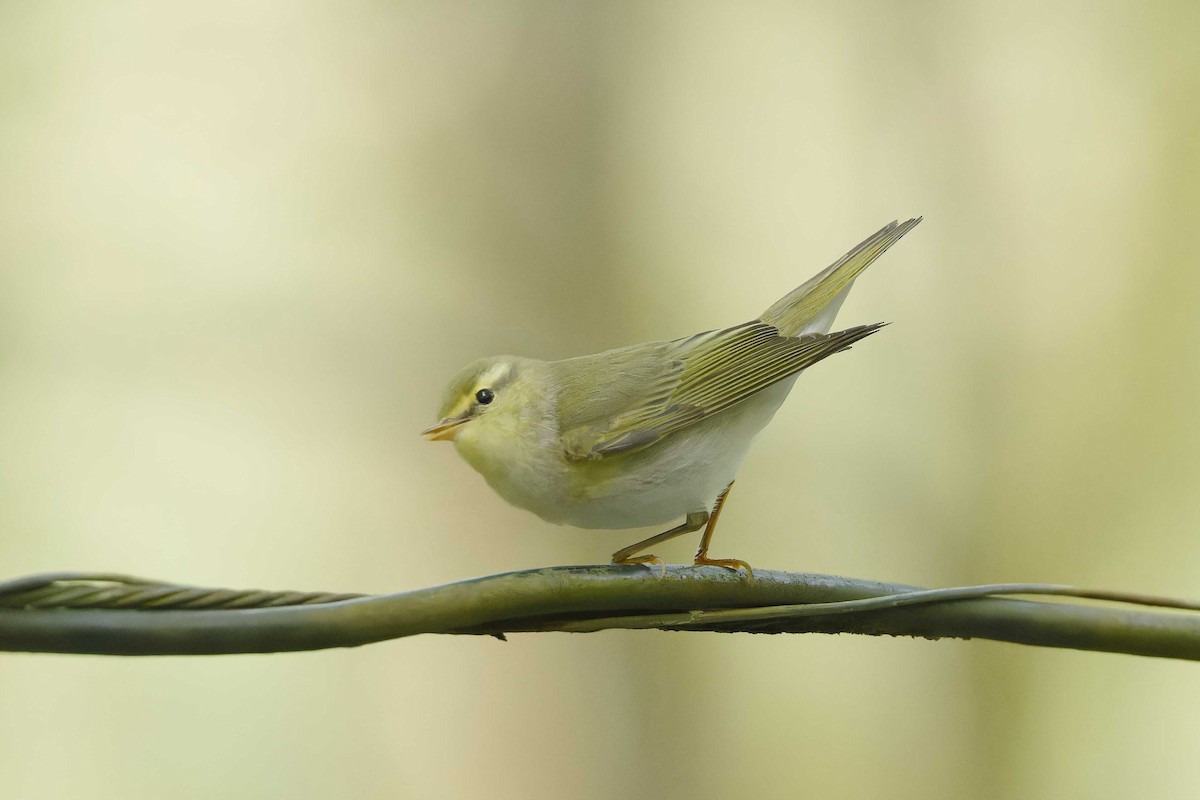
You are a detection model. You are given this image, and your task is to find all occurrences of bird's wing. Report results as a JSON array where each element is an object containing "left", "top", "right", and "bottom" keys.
[{"left": 557, "top": 320, "right": 884, "bottom": 461}]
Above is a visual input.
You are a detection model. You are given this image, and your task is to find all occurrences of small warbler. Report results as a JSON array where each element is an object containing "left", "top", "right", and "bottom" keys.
[{"left": 424, "top": 218, "right": 921, "bottom": 575}]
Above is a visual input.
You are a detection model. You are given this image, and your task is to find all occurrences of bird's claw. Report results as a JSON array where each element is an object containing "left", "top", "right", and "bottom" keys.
[
  {"left": 693, "top": 554, "right": 754, "bottom": 579},
  {"left": 612, "top": 554, "right": 668, "bottom": 579}
]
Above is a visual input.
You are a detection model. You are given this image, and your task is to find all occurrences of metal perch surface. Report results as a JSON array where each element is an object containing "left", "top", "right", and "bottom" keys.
[{"left": 1, "top": 566, "right": 1198, "bottom": 660}]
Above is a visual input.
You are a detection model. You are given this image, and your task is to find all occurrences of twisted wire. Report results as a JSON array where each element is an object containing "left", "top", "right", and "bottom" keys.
[
  {"left": 1, "top": 567, "right": 1198, "bottom": 660},
  {"left": 0, "top": 572, "right": 365, "bottom": 610}
]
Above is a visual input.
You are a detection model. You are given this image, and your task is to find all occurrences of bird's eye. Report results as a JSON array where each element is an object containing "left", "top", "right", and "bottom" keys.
[{"left": 475, "top": 388, "right": 495, "bottom": 405}]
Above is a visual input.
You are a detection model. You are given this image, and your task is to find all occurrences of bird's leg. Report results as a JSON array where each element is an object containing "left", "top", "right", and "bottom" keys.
[
  {"left": 611, "top": 511, "right": 709, "bottom": 577},
  {"left": 693, "top": 482, "right": 753, "bottom": 577}
]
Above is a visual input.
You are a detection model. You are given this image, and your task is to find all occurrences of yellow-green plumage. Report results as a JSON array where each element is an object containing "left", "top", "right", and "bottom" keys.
[
  {"left": 426, "top": 218, "right": 920, "bottom": 544},
  {"left": 555, "top": 321, "right": 885, "bottom": 460}
]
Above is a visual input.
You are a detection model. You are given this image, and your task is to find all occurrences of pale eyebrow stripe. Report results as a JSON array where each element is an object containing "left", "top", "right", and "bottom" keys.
[{"left": 480, "top": 361, "right": 512, "bottom": 387}]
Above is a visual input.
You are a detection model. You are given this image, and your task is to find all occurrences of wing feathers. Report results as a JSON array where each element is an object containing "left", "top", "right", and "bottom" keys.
[
  {"left": 566, "top": 321, "right": 885, "bottom": 460},
  {"left": 557, "top": 218, "right": 919, "bottom": 461}
]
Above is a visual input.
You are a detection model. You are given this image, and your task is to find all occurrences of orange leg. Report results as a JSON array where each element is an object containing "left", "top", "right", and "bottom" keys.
[
  {"left": 611, "top": 511, "right": 708, "bottom": 577},
  {"left": 693, "top": 482, "right": 753, "bottom": 577}
]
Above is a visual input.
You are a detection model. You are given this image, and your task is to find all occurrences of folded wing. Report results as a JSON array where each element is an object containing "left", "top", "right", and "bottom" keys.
[{"left": 558, "top": 321, "right": 884, "bottom": 460}]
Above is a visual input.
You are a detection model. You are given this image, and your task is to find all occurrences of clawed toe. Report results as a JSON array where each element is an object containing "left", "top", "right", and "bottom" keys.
[
  {"left": 613, "top": 554, "right": 668, "bottom": 578},
  {"left": 692, "top": 555, "right": 753, "bottom": 578}
]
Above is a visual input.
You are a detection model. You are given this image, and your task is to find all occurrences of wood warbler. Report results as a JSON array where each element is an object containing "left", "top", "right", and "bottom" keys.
[{"left": 424, "top": 218, "right": 921, "bottom": 575}]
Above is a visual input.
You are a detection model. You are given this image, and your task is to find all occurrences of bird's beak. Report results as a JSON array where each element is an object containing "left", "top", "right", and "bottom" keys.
[{"left": 421, "top": 416, "right": 469, "bottom": 442}]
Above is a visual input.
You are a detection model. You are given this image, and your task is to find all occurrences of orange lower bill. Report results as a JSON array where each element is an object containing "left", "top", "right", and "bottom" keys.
[{"left": 421, "top": 417, "right": 468, "bottom": 442}]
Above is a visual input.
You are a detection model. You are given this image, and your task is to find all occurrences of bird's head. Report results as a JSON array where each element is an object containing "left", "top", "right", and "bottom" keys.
[{"left": 423, "top": 356, "right": 547, "bottom": 452}]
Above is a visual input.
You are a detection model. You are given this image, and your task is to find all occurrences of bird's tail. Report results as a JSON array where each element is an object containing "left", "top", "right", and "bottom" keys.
[{"left": 760, "top": 217, "right": 922, "bottom": 337}]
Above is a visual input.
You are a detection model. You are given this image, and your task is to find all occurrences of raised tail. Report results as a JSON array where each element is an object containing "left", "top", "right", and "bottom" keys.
[{"left": 760, "top": 217, "right": 922, "bottom": 337}]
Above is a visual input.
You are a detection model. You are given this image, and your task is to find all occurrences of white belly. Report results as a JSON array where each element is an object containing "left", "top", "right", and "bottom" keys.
[{"left": 550, "top": 376, "right": 797, "bottom": 529}]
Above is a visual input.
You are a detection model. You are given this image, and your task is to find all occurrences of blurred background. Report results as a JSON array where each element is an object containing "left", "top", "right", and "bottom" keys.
[{"left": 2, "top": 1, "right": 1199, "bottom": 798}]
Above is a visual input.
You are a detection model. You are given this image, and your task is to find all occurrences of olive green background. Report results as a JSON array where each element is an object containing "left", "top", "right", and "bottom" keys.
[{"left": 2, "top": 2, "right": 1198, "bottom": 798}]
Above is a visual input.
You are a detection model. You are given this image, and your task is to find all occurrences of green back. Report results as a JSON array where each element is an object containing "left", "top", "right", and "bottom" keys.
[
  {"left": 553, "top": 218, "right": 920, "bottom": 460},
  {"left": 554, "top": 321, "right": 884, "bottom": 460}
]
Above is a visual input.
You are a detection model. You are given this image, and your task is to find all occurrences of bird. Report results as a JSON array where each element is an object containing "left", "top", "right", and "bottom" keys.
[{"left": 423, "top": 218, "right": 921, "bottom": 576}]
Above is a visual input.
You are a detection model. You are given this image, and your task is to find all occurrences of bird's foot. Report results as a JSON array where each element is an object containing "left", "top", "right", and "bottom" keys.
[
  {"left": 692, "top": 554, "right": 754, "bottom": 579},
  {"left": 613, "top": 554, "right": 668, "bottom": 579}
]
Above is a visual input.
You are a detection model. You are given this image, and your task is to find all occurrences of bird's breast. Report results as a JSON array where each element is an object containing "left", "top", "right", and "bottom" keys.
[
  {"left": 558, "top": 378, "right": 796, "bottom": 529},
  {"left": 453, "top": 377, "right": 796, "bottom": 531}
]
